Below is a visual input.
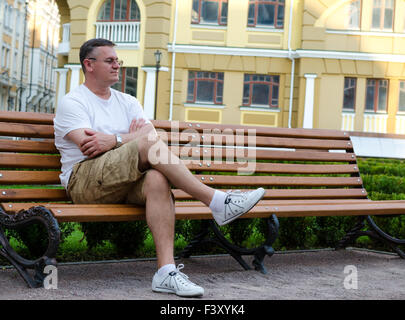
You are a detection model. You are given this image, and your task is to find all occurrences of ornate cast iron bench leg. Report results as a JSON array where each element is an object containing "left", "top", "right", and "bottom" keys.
[
  {"left": 179, "top": 214, "right": 279, "bottom": 274},
  {"left": 0, "top": 206, "right": 60, "bottom": 288},
  {"left": 337, "top": 215, "right": 405, "bottom": 258}
]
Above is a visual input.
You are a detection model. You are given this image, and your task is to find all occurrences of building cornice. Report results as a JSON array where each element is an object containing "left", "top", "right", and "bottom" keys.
[
  {"left": 296, "top": 50, "right": 405, "bottom": 63},
  {"left": 168, "top": 44, "right": 405, "bottom": 63},
  {"left": 326, "top": 29, "right": 405, "bottom": 38},
  {"left": 168, "top": 44, "right": 290, "bottom": 58}
]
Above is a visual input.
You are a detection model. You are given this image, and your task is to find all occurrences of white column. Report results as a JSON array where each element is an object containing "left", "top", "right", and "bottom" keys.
[
  {"left": 303, "top": 74, "right": 317, "bottom": 129},
  {"left": 141, "top": 66, "right": 169, "bottom": 120},
  {"left": 64, "top": 64, "right": 82, "bottom": 92},
  {"left": 54, "top": 68, "right": 68, "bottom": 109},
  {"left": 142, "top": 67, "right": 157, "bottom": 119}
]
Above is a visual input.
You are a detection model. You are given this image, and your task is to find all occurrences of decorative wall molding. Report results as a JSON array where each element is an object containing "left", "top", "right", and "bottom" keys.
[{"left": 168, "top": 44, "right": 405, "bottom": 63}]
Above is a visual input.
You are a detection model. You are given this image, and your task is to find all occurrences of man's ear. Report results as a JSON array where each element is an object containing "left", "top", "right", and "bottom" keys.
[{"left": 82, "top": 59, "right": 92, "bottom": 73}]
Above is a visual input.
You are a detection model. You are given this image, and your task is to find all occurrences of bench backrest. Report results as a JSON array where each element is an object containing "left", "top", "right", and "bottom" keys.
[{"left": 0, "top": 111, "right": 368, "bottom": 204}]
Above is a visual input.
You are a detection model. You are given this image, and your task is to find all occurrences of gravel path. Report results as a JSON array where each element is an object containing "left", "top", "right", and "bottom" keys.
[{"left": 1, "top": 248, "right": 404, "bottom": 300}]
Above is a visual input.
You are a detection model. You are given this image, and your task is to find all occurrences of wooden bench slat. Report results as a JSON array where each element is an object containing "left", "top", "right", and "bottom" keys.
[
  {"left": 0, "top": 111, "right": 54, "bottom": 125},
  {"left": 0, "top": 115, "right": 350, "bottom": 141},
  {"left": 172, "top": 188, "right": 368, "bottom": 200},
  {"left": 57, "top": 201, "right": 405, "bottom": 221},
  {"left": 171, "top": 147, "right": 356, "bottom": 162},
  {"left": 3, "top": 200, "right": 402, "bottom": 222},
  {"left": 0, "top": 153, "right": 61, "bottom": 168},
  {"left": 153, "top": 120, "right": 350, "bottom": 140},
  {"left": 0, "top": 150, "right": 354, "bottom": 170},
  {"left": 263, "top": 202, "right": 405, "bottom": 218},
  {"left": 175, "top": 199, "right": 374, "bottom": 207},
  {"left": 0, "top": 123, "right": 54, "bottom": 138},
  {"left": 0, "top": 187, "right": 367, "bottom": 204},
  {"left": 187, "top": 162, "right": 359, "bottom": 174},
  {"left": 0, "top": 165, "right": 358, "bottom": 186},
  {"left": 1, "top": 148, "right": 355, "bottom": 171},
  {"left": 193, "top": 175, "right": 363, "bottom": 187},
  {"left": 0, "top": 170, "right": 61, "bottom": 184},
  {"left": 0, "top": 116, "right": 350, "bottom": 141},
  {"left": 1, "top": 127, "right": 351, "bottom": 150},
  {"left": 2, "top": 199, "right": 374, "bottom": 213},
  {"left": 161, "top": 132, "right": 353, "bottom": 150},
  {"left": 0, "top": 139, "right": 57, "bottom": 153},
  {"left": 0, "top": 188, "right": 67, "bottom": 201}
]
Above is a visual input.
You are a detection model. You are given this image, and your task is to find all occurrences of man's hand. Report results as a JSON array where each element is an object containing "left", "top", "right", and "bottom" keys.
[
  {"left": 128, "top": 118, "right": 156, "bottom": 140},
  {"left": 129, "top": 118, "right": 147, "bottom": 133},
  {"left": 79, "top": 129, "right": 116, "bottom": 158}
]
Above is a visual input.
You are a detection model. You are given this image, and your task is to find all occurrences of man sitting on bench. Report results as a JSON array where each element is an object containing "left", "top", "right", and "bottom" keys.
[{"left": 54, "top": 38, "right": 265, "bottom": 297}]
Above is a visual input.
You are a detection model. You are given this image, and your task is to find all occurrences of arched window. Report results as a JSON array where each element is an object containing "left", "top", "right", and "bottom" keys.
[
  {"left": 247, "top": 0, "right": 285, "bottom": 29},
  {"left": 97, "top": 0, "right": 140, "bottom": 21},
  {"left": 95, "top": 0, "right": 141, "bottom": 43},
  {"left": 347, "top": 0, "right": 361, "bottom": 29},
  {"left": 323, "top": 0, "right": 361, "bottom": 30}
]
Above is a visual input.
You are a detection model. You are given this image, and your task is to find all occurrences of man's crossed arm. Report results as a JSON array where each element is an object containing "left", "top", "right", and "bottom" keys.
[{"left": 66, "top": 118, "right": 155, "bottom": 158}]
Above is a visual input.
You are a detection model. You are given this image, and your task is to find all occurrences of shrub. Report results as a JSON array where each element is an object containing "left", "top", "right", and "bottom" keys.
[
  {"left": 80, "top": 221, "right": 148, "bottom": 256},
  {"left": 5, "top": 222, "right": 75, "bottom": 259}
]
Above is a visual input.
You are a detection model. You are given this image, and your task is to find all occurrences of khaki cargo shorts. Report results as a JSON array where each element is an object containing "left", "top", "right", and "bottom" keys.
[{"left": 67, "top": 139, "right": 147, "bottom": 205}]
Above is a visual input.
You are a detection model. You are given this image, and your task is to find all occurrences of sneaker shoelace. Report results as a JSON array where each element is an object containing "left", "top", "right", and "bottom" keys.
[
  {"left": 170, "top": 264, "right": 194, "bottom": 287},
  {"left": 225, "top": 190, "right": 248, "bottom": 206}
]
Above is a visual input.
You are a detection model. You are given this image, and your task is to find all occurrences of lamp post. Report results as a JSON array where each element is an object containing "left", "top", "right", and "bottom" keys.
[{"left": 154, "top": 50, "right": 162, "bottom": 120}]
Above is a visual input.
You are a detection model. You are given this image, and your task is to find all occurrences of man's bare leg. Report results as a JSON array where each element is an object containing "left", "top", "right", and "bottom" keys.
[
  {"left": 137, "top": 130, "right": 265, "bottom": 227},
  {"left": 138, "top": 134, "right": 215, "bottom": 206},
  {"left": 142, "top": 169, "right": 176, "bottom": 269}
]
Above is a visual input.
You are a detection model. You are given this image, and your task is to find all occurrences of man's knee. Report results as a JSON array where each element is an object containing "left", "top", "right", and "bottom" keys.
[
  {"left": 143, "top": 169, "right": 171, "bottom": 195},
  {"left": 136, "top": 132, "right": 163, "bottom": 166},
  {"left": 137, "top": 131, "right": 158, "bottom": 154}
]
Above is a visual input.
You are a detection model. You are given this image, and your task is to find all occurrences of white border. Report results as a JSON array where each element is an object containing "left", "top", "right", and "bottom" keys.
[
  {"left": 326, "top": 29, "right": 405, "bottom": 38},
  {"left": 184, "top": 103, "right": 225, "bottom": 109}
]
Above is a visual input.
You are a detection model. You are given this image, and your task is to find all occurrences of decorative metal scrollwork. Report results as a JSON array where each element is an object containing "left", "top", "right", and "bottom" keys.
[
  {"left": 0, "top": 206, "right": 61, "bottom": 288},
  {"left": 337, "top": 215, "right": 405, "bottom": 258},
  {"left": 179, "top": 214, "right": 279, "bottom": 274}
]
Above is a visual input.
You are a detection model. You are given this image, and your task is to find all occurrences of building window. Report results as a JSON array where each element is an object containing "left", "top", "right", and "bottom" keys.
[
  {"left": 3, "top": 4, "right": 13, "bottom": 33},
  {"left": 347, "top": 0, "right": 361, "bottom": 29},
  {"left": 247, "top": 0, "right": 285, "bottom": 29},
  {"left": 112, "top": 67, "right": 138, "bottom": 97},
  {"left": 371, "top": 0, "right": 394, "bottom": 30},
  {"left": 343, "top": 77, "right": 357, "bottom": 110},
  {"left": 1, "top": 46, "right": 10, "bottom": 69},
  {"left": 13, "top": 52, "right": 17, "bottom": 76},
  {"left": 365, "top": 79, "right": 388, "bottom": 112},
  {"left": 97, "top": 0, "right": 140, "bottom": 21},
  {"left": 191, "top": 0, "right": 228, "bottom": 25},
  {"left": 399, "top": 81, "right": 405, "bottom": 113},
  {"left": 243, "top": 74, "right": 279, "bottom": 108},
  {"left": 187, "top": 71, "right": 224, "bottom": 105}
]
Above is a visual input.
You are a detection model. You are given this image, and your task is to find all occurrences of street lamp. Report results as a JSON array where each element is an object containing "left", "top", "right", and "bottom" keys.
[{"left": 154, "top": 50, "right": 162, "bottom": 120}]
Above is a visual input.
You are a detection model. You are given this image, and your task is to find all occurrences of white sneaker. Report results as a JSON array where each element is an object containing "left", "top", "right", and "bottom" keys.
[
  {"left": 152, "top": 264, "right": 204, "bottom": 297},
  {"left": 212, "top": 187, "right": 265, "bottom": 226}
]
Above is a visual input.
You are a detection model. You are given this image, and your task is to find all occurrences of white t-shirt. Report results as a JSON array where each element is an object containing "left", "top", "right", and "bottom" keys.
[{"left": 54, "top": 84, "right": 150, "bottom": 189}]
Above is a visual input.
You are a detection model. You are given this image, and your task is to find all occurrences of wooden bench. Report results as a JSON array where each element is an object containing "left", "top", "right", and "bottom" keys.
[{"left": 0, "top": 110, "right": 404, "bottom": 288}]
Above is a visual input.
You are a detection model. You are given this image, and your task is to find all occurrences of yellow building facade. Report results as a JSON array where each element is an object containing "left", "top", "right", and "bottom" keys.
[{"left": 54, "top": 0, "right": 405, "bottom": 134}]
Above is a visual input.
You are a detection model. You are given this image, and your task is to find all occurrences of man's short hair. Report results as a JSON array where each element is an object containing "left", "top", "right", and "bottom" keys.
[{"left": 79, "top": 38, "right": 116, "bottom": 73}]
